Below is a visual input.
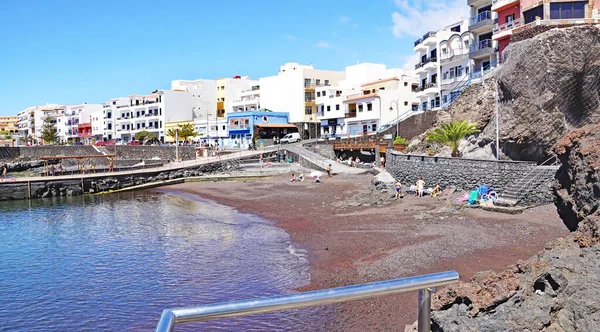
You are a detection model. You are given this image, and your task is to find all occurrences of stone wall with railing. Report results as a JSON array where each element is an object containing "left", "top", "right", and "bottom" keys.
[{"left": 385, "top": 151, "right": 556, "bottom": 205}]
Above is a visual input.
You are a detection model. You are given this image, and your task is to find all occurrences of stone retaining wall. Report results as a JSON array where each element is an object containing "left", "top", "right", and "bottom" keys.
[
  {"left": 385, "top": 152, "right": 556, "bottom": 205},
  {"left": 101, "top": 145, "right": 197, "bottom": 161}
]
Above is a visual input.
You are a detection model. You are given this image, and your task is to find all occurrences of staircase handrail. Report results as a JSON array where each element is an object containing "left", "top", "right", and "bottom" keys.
[{"left": 377, "top": 109, "right": 417, "bottom": 134}]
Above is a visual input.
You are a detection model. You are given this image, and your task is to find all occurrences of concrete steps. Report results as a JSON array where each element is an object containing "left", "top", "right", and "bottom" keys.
[{"left": 497, "top": 166, "right": 558, "bottom": 206}]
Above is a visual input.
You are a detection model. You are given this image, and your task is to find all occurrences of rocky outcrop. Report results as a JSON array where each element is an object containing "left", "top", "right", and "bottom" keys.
[
  {"left": 429, "top": 124, "right": 600, "bottom": 331},
  {"left": 554, "top": 124, "right": 600, "bottom": 231},
  {"left": 431, "top": 216, "right": 600, "bottom": 331}
]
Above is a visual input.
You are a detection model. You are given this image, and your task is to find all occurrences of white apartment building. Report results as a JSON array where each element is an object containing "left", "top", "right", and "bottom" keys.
[
  {"left": 17, "top": 106, "right": 37, "bottom": 139},
  {"left": 171, "top": 79, "right": 217, "bottom": 121},
  {"left": 216, "top": 76, "right": 258, "bottom": 118},
  {"left": 193, "top": 118, "right": 228, "bottom": 142},
  {"left": 414, "top": 20, "right": 471, "bottom": 111},
  {"left": 91, "top": 110, "right": 104, "bottom": 142},
  {"left": 56, "top": 104, "right": 102, "bottom": 144},
  {"left": 105, "top": 90, "right": 195, "bottom": 143},
  {"left": 260, "top": 62, "right": 345, "bottom": 139},
  {"left": 16, "top": 104, "right": 66, "bottom": 144},
  {"left": 231, "top": 84, "right": 261, "bottom": 113},
  {"left": 315, "top": 63, "right": 419, "bottom": 137},
  {"left": 100, "top": 97, "right": 130, "bottom": 141},
  {"left": 468, "top": 0, "right": 498, "bottom": 76}
]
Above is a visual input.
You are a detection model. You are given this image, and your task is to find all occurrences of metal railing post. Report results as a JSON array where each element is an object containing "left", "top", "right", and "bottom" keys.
[{"left": 417, "top": 288, "right": 431, "bottom": 332}]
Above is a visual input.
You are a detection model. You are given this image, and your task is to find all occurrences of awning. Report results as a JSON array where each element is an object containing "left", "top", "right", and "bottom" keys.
[{"left": 255, "top": 124, "right": 297, "bottom": 128}]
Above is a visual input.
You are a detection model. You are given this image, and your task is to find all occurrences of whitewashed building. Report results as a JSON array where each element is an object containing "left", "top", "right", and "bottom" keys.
[
  {"left": 171, "top": 79, "right": 217, "bottom": 122},
  {"left": 230, "top": 84, "right": 261, "bottom": 113},
  {"left": 259, "top": 63, "right": 345, "bottom": 139},
  {"left": 103, "top": 90, "right": 195, "bottom": 143},
  {"left": 414, "top": 20, "right": 471, "bottom": 111},
  {"left": 315, "top": 63, "right": 419, "bottom": 137}
]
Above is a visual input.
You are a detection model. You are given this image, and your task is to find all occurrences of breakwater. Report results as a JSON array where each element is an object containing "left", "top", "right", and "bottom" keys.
[{"left": 0, "top": 152, "right": 280, "bottom": 201}]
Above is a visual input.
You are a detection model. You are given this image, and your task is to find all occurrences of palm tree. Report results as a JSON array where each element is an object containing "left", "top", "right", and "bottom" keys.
[{"left": 426, "top": 120, "right": 480, "bottom": 157}]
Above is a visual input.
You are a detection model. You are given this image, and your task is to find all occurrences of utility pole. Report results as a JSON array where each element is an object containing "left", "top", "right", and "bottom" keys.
[{"left": 175, "top": 128, "right": 179, "bottom": 162}]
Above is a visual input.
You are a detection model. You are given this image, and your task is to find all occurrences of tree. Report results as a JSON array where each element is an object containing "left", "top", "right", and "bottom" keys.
[
  {"left": 40, "top": 115, "right": 58, "bottom": 144},
  {"left": 426, "top": 120, "right": 480, "bottom": 157},
  {"left": 134, "top": 130, "right": 157, "bottom": 142},
  {"left": 166, "top": 123, "right": 197, "bottom": 142}
]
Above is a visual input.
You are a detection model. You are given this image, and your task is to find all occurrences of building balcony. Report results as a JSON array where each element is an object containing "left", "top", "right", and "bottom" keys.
[
  {"left": 468, "top": 0, "right": 490, "bottom": 7},
  {"left": 413, "top": 31, "right": 436, "bottom": 51},
  {"left": 470, "top": 39, "right": 498, "bottom": 59},
  {"left": 440, "top": 49, "right": 470, "bottom": 65},
  {"left": 493, "top": 18, "right": 522, "bottom": 40},
  {"left": 415, "top": 57, "right": 438, "bottom": 74},
  {"left": 469, "top": 11, "right": 495, "bottom": 33},
  {"left": 491, "top": 0, "right": 519, "bottom": 12}
]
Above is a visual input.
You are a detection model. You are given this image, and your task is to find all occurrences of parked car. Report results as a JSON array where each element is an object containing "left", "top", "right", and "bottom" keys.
[
  {"left": 280, "top": 132, "right": 301, "bottom": 144},
  {"left": 127, "top": 140, "right": 141, "bottom": 146},
  {"left": 94, "top": 141, "right": 115, "bottom": 146}
]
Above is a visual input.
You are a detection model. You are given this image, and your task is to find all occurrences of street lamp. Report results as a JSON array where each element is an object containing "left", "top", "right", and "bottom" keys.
[
  {"left": 388, "top": 100, "right": 400, "bottom": 138},
  {"left": 487, "top": 81, "right": 500, "bottom": 160}
]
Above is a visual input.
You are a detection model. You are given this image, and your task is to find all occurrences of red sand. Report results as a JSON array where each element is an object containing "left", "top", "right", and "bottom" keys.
[{"left": 168, "top": 173, "right": 569, "bottom": 330}]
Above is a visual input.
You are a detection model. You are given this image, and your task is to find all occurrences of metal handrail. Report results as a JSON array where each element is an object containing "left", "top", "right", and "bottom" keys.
[{"left": 156, "top": 270, "right": 459, "bottom": 332}]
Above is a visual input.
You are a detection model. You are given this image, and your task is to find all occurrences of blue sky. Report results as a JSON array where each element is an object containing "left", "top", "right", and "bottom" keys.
[{"left": 0, "top": 0, "right": 467, "bottom": 116}]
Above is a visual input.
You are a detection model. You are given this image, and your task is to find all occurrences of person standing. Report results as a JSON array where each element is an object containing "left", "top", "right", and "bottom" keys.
[
  {"left": 326, "top": 164, "right": 332, "bottom": 177},
  {"left": 395, "top": 181, "right": 402, "bottom": 199},
  {"left": 380, "top": 156, "right": 385, "bottom": 168},
  {"left": 108, "top": 159, "right": 114, "bottom": 173},
  {"left": 2, "top": 163, "right": 7, "bottom": 179},
  {"left": 416, "top": 176, "right": 425, "bottom": 198},
  {"left": 57, "top": 162, "right": 64, "bottom": 176}
]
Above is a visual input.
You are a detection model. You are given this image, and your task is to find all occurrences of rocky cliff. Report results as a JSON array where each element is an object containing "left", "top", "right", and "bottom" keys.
[
  {"left": 410, "top": 25, "right": 600, "bottom": 162},
  {"left": 428, "top": 124, "right": 600, "bottom": 331}
]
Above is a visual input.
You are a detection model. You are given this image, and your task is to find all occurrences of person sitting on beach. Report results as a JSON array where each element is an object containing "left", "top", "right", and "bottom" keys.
[
  {"left": 290, "top": 173, "right": 297, "bottom": 182},
  {"left": 416, "top": 176, "right": 425, "bottom": 197},
  {"left": 91, "top": 164, "right": 96, "bottom": 173},
  {"left": 395, "top": 181, "right": 403, "bottom": 199},
  {"left": 57, "top": 162, "right": 64, "bottom": 175},
  {"left": 81, "top": 165, "right": 87, "bottom": 174},
  {"left": 432, "top": 184, "right": 441, "bottom": 197},
  {"left": 265, "top": 160, "right": 272, "bottom": 168},
  {"left": 313, "top": 175, "right": 323, "bottom": 184},
  {"left": 49, "top": 164, "right": 56, "bottom": 176}
]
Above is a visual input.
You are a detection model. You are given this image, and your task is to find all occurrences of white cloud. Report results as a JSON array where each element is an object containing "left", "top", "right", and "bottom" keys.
[
  {"left": 314, "top": 41, "right": 332, "bottom": 48},
  {"left": 284, "top": 34, "right": 297, "bottom": 41},
  {"left": 391, "top": 0, "right": 469, "bottom": 38},
  {"left": 339, "top": 15, "right": 352, "bottom": 24}
]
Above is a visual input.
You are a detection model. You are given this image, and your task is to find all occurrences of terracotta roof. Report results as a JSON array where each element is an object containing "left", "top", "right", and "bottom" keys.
[
  {"left": 360, "top": 77, "right": 398, "bottom": 87},
  {"left": 344, "top": 94, "right": 379, "bottom": 102}
]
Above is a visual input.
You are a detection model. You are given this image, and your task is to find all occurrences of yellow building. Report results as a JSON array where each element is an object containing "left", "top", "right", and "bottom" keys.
[
  {"left": 164, "top": 120, "right": 194, "bottom": 143},
  {"left": 0, "top": 115, "right": 18, "bottom": 134}
]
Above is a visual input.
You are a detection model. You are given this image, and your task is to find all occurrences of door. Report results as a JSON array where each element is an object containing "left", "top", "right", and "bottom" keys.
[{"left": 363, "top": 124, "right": 368, "bottom": 135}]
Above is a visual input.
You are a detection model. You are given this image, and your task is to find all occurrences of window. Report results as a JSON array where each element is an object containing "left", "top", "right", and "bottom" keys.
[
  {"left": 367, "top": 103, "right": 373, "bottom": 111},
  {"left": 404, "top": 82, "right": 408, "bottom": 86},
  {"left": 305, "top": 106, "right": 313, "bottom": 115},
  {"left": 450, "top": 25, "right": 461, "bottom": 32},
  {"left": 524, "top": 5, "right": 544, "bottom": 24},
  {"left": 221, "top": 86, "right": 225, "bottom": 90},
  {"left": 550, "top": 2, "right": 585, "bottom": 19},
  {"left": 371, "top": 123, "right": 377, "bottom": 131},
  {"left": 431, "top": 73, "right": 437, "bottom": 84},
  {"left": 304, "top": 79, "right": 312, "bottom": 87},
  {"left": 317, "top": 91, "right": 321, "bottom": 97},
  {"left": 358, "top": 104, "right": 364, "bottom": 112},
  {"left": 315, "top": 79, "right": 321, "bottom": 85},
  {"left": 506, "top": 14, "right": 515, "bottom": 23},
  {"left": 327, "top": 105, "right": 331, "bottom": 112},
  {"left": 324, "top": 80, "right": 329, "bottom": 86},
  {"left": 404, "top": 101, "right": 409, "bottom": 106},
  {"left": 223, "top": 125, "right": 226, "bottom": 130},
  {"left": 336, "top": 104, "right": 340, "bottom": 110},
  {"left": 322, "top": 91, "right": 326, "bottom": 97}
]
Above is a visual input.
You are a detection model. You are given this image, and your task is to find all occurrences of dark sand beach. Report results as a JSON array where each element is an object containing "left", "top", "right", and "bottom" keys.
[{"left": 168, "top": 173, "right": 568, "bottom": 331}]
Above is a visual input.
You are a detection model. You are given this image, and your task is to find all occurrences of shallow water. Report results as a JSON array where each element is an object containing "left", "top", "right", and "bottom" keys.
[{"left": 0, "top": 191, "right": 327, "bottom": 331}]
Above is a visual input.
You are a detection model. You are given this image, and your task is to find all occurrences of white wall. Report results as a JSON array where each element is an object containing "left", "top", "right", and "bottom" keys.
[
  {"left": 259, "top": 69, "right": 304, "bottom": 123},
  {"left": 223, "top": 78, "right": 258, "bottom": 114}
]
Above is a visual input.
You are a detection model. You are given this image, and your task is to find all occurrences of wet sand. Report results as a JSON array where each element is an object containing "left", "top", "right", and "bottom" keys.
[{"left": 167, "top": 173, "right": 569, "bottom": 331}]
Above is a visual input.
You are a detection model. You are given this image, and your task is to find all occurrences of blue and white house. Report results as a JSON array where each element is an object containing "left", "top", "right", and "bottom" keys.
[{"left": 226, "top": 111, "right": 297, "bottom": 147}]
